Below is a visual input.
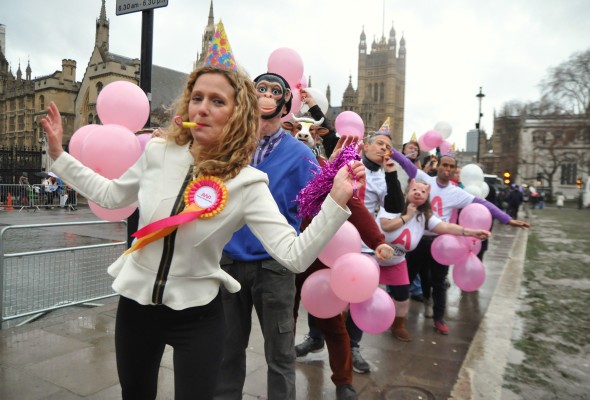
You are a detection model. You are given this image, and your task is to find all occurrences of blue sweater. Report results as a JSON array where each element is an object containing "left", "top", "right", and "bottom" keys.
[{"left": 223, "top": 132, "right": 319, "bottom": 261}]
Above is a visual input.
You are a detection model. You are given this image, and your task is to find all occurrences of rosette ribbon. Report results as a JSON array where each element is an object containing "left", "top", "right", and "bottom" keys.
[{"left": 125, "top": 176, "right": 228, "bottom": 254}]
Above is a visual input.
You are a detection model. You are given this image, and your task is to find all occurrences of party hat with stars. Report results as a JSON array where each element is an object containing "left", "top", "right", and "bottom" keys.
[
  {"left": 376, "top": 117, "right": 391, "bottom": 136},
  {"left": 443, "top": 142, "right": 457, "bottom": 158},
  {"left": 204, "top": 20, "right": 237, "bottom": 71}
]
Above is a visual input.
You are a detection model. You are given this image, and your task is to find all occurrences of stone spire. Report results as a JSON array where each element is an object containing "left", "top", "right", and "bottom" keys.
[{"left": 95, "top": 0, "right": 110, "bottom": 54}]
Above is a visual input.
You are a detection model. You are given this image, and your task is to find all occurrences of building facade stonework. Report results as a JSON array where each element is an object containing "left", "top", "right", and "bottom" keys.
[
  {"left": 487, "top": 113, "right": 590, "bottom": 200},
  {"left": 340, "top": 25, "right": 406, "bottom": 146},
  {"left": 0, "top": 0, "right": 188, "bottom": 152}
]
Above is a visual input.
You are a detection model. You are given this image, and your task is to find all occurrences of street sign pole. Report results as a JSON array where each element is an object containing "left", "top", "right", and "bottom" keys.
[
  {"left": 116, "top": 0, "right": 168, "bottom": 247},
  {"left": 140, "top": 9, "right": 153, "bottom": 128}
]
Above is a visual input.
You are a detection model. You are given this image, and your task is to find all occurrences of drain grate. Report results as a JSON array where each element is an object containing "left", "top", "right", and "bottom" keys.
[{"left": 381, "top": 385, "right": 435, "bottom": 400}]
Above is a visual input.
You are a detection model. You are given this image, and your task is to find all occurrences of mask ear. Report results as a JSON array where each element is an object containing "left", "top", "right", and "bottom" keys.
[
  {"left": 284, "top": 88, "right": 292, "bottom": 102},
  {"left": 424, "top": 183, "right": 431, "bottom": 197}
]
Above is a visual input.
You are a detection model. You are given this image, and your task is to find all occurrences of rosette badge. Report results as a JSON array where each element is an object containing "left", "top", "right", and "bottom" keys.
[{"left": 126, "top": 176, "right": 228, "bottom": 254}]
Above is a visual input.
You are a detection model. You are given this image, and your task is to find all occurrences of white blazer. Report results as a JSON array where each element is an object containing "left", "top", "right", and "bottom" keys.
[{"left": 51, "top": 138, "right": 350, "bottom": 310}]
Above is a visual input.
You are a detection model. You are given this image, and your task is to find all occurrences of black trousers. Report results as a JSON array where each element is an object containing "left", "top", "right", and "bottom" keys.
[
  {"left": 406, "top": 238, "right": 450, "bottom": 321},
  {"left": 115, "top": 294, "right": 225, "bottom": 400}
]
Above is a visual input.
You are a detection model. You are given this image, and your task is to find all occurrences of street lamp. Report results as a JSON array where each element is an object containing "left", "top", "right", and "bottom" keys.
[{"left": 475, "top": 87, "right": 485, "bottom": 163}]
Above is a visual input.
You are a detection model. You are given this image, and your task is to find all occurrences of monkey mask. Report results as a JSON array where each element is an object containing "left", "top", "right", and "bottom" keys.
[{"left": 253, "top": 73, "right": 292, "bottom": 120}]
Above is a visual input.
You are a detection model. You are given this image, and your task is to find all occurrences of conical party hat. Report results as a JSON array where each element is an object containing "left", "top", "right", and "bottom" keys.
[
  {"left": 443, "top": 142, "right": 457, "bottom": 158},
  {"left": 410, "top": 131, "right": 418, "bottom": 142},
  {"left": 204, "top": 20, "right": 237, "bottom": 71},
  {"left": 377, "top": 117, "right": 391, "bottom": 136}
]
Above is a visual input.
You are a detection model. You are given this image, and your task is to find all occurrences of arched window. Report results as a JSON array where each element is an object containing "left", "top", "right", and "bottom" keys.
[
  {"left": 39, "top": 95, "right": 45, "bottom": 111},
  {"left": 96, "top": 81, "right": 103, "bottom": 95}
]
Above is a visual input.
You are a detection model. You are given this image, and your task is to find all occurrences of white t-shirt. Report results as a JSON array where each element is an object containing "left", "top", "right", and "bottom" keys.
[
  {"left": 361, "top": 166, "right": 387, "bottom": 253},
  {"left": 415, "top": 170, "right": 474, "bottom": 236},
  {"left": 376, "top": 207, "right": 442, "bottom": 266}
]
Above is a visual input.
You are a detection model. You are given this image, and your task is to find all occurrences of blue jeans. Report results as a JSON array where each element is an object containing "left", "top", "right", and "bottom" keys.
[
  {"left": 409, "top": 275, "right": 423, "bottom": 296},
  {"left": 215, "top": 257, "right": 296, "bottom": 400}
]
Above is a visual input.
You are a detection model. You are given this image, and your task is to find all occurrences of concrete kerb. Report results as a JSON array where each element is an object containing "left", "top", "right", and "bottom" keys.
[{"left": 449, "top": 227, "right": 528, "bottom": 400}]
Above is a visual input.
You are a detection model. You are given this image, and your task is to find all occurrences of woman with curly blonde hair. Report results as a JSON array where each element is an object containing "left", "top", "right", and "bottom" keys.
[
  {"left": 167, "top": 66, "right": 259, "bottom": 181},
  {"left": 41, "top": 64, "right": 365, "bottom": 399}
]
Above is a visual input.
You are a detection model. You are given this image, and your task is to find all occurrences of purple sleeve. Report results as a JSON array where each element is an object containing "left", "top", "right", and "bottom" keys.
[
  {"left": 473, "top": 197, "right": 511, "bottom": 224},
  {"left": 390, "top": 148, "right": 418, "bottom": 179}
]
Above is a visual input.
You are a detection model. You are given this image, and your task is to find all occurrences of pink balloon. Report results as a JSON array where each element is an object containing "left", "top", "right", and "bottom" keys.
[
  {"left": 69, "top": 124, "right": 100, "bottom": 161},
  {"left": 301, "top": 269, "right": 348, "bottom": 318},
  {"left": 136, "top": 133, "right": 152, "bottom": 152},
  {"left": 439, "top": 140, "right": 452, "bottom": 156},
  {"left": 318, "top": 221, "right": 362, "bottom": 267},
  {"left": 453, "top": 253, "right": 486, "bottom": 292},
  {"left": 267, "top": 47, "right": 304, "bottom": 87},
  {"left": 330, "top": 253, "right": 379, "bottom": 303},
  {"left": 423, "top": 130, "right": 444, "bottom": 150},
  {"left": 431, "top": 234, "right": 469, "bottom": 266},
  {"left": 418, "top": 133, "right": 434, "bottom": 152},
  {"left": 459, "top": 236, "right": 482, "bottom": 255},
  {"left": 458, "top": 203, "right": 492, "bottom": 230},
  {"left": 350, "top": 288, "right": 396, "bottom": 334},
  {"left": 81, "top": 124, "right": 142, "bottom": 179},
  {"left": 282, "top": 89, "right": 301, "bottom": 122},
  {"left": 361, "top": 253, "right": 379, "bottom": 270},
  {"left": 334, "top": 111, "right": 364, "bottom": 140},
  {"left": 96, "top": 81, "right": 150, "bottom": 132},
  {"left": 88, "top": 200, "right": 136, "bottom": 222},
  {"left": 298, "top": 74, "right": 308, "bottom": 90}
]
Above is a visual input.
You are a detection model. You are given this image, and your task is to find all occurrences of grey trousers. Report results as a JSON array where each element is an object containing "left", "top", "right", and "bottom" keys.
[{"left": 213, "top": 257, "right": 296, "bottom": 400}]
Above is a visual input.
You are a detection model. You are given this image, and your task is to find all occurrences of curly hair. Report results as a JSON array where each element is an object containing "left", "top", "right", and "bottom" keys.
[{"left": 165, "top": 66, "right": 259, "bottom": 181}]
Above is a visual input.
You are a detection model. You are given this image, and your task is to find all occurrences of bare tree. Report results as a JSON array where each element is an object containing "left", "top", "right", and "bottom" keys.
[{"left": 541, "top": 49, "right": 590, "bottom": 115}]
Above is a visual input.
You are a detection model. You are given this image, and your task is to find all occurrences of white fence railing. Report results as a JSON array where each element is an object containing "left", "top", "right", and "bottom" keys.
[
  {"left": 0, "top": 221, "right": 126, "bottom": 327},
  {"left": 0, "top": 184, "right": 78, "bottom": 211}
]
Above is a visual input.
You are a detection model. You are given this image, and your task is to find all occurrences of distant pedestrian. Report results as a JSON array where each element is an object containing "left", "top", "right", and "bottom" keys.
[
  {"left": 506, "top": 185, "right": 524, "bottom": 219},
  {"left": 556, "top": 193, "right": 565, "bottom": 209}
]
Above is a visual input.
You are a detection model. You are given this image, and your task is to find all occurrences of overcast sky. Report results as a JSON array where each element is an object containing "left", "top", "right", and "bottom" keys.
[{"left": 3, "top": 0, "right": 590, "bottom": 150}]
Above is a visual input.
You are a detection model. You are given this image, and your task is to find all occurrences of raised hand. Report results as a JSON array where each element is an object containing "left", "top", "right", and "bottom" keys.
[
  {"left": 330, "top": 135, "right": 361, "bottom": 161},
  {"left": 329, "top": 160, "right": 366, "bottom": 207},
  {"left": 40, "top": 102, "right": 65, "bottom": 160}
]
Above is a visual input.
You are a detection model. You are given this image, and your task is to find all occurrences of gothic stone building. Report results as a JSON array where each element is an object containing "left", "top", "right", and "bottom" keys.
[
  {"left": 338, "top": 25, "right": 407, "bottom": 146},
  {"left": 485, "top": 113, "right": 590, "bottom": 200},
  {"left": 0, "top": 0, "right": 188, "bottom": 153}
]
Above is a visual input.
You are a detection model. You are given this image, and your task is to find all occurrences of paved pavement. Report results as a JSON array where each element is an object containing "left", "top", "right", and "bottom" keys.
[{"left": 0, "top": 205, "right": 529, "bottom": 399}]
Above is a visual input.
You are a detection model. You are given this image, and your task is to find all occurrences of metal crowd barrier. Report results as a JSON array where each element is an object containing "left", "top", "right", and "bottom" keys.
[
  {"left": 0, "top": 184, "right": 78, "bottom": 211},
  {"left": 0, "top": 221, "right": 127, "bottom": 327}
]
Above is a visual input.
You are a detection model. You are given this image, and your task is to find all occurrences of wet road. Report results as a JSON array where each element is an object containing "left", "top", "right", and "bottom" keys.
[{"left": 0, "top": 205, "right": 527, "bottom": 399}]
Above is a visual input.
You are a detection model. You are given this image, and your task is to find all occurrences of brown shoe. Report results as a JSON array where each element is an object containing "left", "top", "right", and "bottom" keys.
[{"left": 391, "top": 317, "right": 412, "bottom": 341}]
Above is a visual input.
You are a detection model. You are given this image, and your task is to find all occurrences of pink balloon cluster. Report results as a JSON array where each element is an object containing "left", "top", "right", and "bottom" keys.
[
  {"left": 430, "top": 204, "right": 491, "bottom": 291},
  {"left": 68, "top": 80, "right": 149, "bottom": 221},
  {"left": 301, "top": 221, "right": 395, "bottom": 333},
  {"left": 418, "top": 130, "right": 444, "bottom": 152}
]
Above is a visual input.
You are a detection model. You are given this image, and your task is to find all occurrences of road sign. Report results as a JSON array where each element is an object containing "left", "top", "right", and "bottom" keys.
[{"left": 116, "top": 0, "right": 168, "bottom": 16}]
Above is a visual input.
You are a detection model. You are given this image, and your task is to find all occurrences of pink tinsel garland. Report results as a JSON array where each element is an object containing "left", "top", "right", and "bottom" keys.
[{"left": 296, "top": 144, "right": 361, "bottom": 219}]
